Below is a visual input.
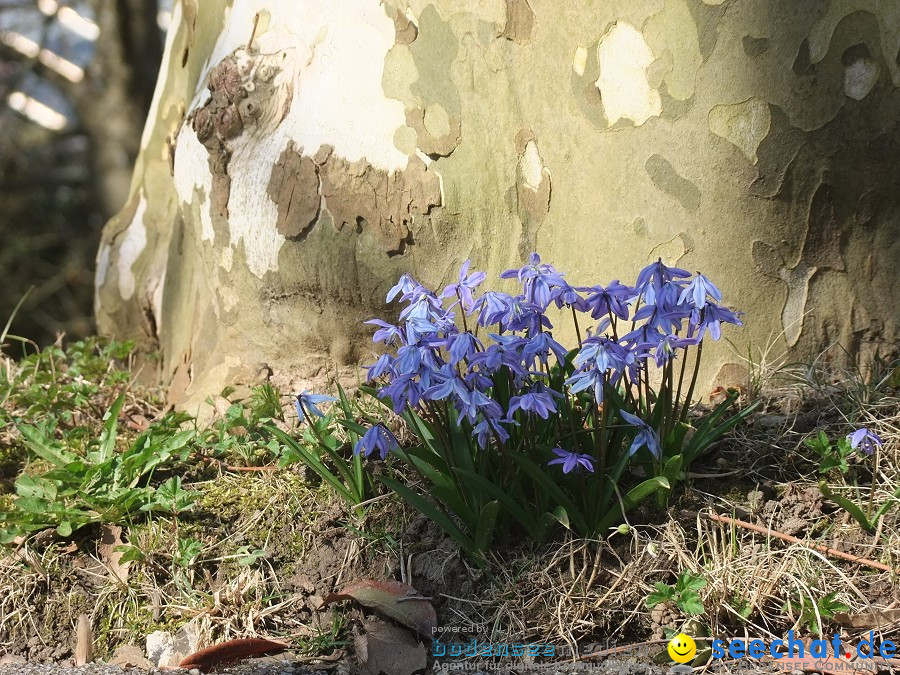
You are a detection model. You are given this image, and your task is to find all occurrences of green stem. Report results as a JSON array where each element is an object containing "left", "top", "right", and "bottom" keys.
[{"left": 679, "top": 341, "right": 704, "bottom": 424}]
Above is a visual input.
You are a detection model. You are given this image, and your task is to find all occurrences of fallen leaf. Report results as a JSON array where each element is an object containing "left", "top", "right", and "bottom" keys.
[
  {"left": 99, "top": 524, "right": 130, "bottom": 584},
  {"left": 75, "top": 613, "right": 92, "bottom": 666},
  {"left": 355, "top": 621, "right": 426, "bottom": 675},
  {"left": 322, "top": 580, "right": 436, "bottom": 637},
  {"left": 834, "top": 609, "right": 900, "bottom": 628},
  {"left": 178, "top": 637, "right": 290, "bottom": 672}
]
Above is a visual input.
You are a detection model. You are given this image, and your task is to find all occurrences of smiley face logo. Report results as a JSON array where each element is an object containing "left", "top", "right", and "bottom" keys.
[{"left": 667, "top": 633, "right": 696, "bottom": 664}]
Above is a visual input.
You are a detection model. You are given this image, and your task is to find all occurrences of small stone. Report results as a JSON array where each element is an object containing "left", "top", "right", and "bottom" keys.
[{"left": 189, "top": 669, "right": 201, "bottom": 675}]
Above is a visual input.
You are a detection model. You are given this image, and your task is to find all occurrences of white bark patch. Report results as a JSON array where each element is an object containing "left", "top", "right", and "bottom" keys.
[
  {"left": 520, "top": 140, "right": 546, "bottom": 191},
  {"left": 844, "top": 57, "right": 879, "bottom": 100},
  {"left": 780, "top": 263, "right": 817, "bottom": 347},
  {"left": 173, "top": 124, "right": 214, "bottom": 241},
  {"left": 572, "top": 46, "right": 588, "bottom": 76},
  {"left": 708, "top": 98, "right": 771, "bottom": 164},
  {"left": 117, "top": 195, "right": 148, "bottom": 300},
  {"left": 595, "top": 23, "right": 662, "bottom": 127},
  {"left": 173, "top": 0, "right": 410, "bottom": 279}
]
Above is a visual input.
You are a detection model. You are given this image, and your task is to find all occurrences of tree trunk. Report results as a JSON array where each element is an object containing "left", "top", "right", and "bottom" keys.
[{"left": 95, "top": 0, "right": 899, "bottom": 411}]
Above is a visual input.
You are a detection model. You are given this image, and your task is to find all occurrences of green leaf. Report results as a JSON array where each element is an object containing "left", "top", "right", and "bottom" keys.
[
  {"left": 597, "top": 476, "right": 670, "bottom": 532},
  {"left": 15, "top": 475, "right": 57, "bottom": 501},
  {"left": 18, "top": 424, "right": 78, "bottom": 467},
  {"left": 376, "top": 475, "right": 482, "bottom": 563},
  {"left": 645, "top": 583, "right": 675, "bottom": 608},
  {"left": 266, "top": 425, "right": 354, "bottom": 504},
  {"left": 474, "top": 501, "right": 500, "bottom": 553},
  {"left": 505, "top": 453, "right": 587, "bottom": 534},
  {"left": 818, "top": 480, "right": 873, "bottom": 531},
  {"left": 678, "top": 592, "right": 705, "bottom": 615},
  {"left": 97, "top": 393, "right": 126, "bottom": 462}
]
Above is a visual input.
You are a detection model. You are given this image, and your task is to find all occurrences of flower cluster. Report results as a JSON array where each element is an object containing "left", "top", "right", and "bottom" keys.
[{"left": 352, "top": 253, "right": 741, "bottom": 473}]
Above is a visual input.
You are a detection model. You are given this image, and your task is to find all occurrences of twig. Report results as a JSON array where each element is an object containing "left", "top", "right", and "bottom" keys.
[{"left": 682, "top": 510, "right": 897, "bottom": 574}]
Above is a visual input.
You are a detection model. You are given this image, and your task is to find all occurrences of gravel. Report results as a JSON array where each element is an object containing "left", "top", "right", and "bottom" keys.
[{"left": 0, "top": 657, "right": 667, "bottom": 675}]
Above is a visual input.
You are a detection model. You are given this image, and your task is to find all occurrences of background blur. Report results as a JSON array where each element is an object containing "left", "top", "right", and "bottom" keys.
[{"left": 0, "top": 0, "right": 167, "bottom": 346}]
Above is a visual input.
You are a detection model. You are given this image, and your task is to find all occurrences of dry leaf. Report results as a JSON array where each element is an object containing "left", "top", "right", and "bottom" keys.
[
  {"left": 834, "top": 609, "right": 900, "bottom": 628},
  {"left": 355, "top": 621, "right": 426, "bottom": 675},
  {"left": 178, "top": 637, "right": 290, "bottom": 672},
  {"left": 99, "top": 524, "right": 130, "bottom": 584},
  {"left": 75, "top": 613, "right": 92, "bottom": 666},
  {"left": 322, "top": 580, "right": 437, "bottom": 637}
]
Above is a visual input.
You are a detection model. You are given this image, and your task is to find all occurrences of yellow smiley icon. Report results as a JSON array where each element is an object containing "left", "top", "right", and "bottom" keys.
[{"left": 667, "top": 633, "right": 696, "bottom": 664}]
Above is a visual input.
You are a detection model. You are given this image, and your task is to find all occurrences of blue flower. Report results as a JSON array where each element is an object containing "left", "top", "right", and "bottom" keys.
[
  {"left": 471, "top": 291, "right": 514, "bottom": 328},
  {"left": 547, "top": 448, "right": 594, "bottom": 474},
  {"left": 474, "top": 416, "right": 513, "bottom": 449},
  {"left": 508, "top": 384, "right": 561, "bottom": 419},
  {"left": 848, "top": 428, "right": 883, "bottom": 455},
  {"left": 441, "top": 260, "right": 487, "bottom": 311},
  {"left": 522, "top": 332, "right": 568, "bottom": 369},
  {"left": 364, "top": 353, "right": 394, "bottom": 381},
  {"left": 386, "top": 274, "right": 426, "bottom": 303},
  {"left": 295, "top": 391, "right": 337, "bottom": 419},
  {"left": 447, "top": 332, "right": 481, "bottom": 365},
  {"left": 635, "top": 258, "right": 691, "bottom": 298},
  {"left": 550, "top": 283, "right": 590, "bottom": 312},
  {"left": 365, "top": 319, "right": 404, "bottom": 346},
  {"left": 678, "top": 273, "right": 722, "bottom": 310},
  {"left": 380, "top": 375, "right": 424, "bottom": 412},
  {"left": 580, "top": 280, "right": 633, "bottom": 321},
  {"left": 619, "top": 410, "right": 661, "bottom": 458},
  {"left": 691, "top": 303, "right": 742, "bottom": 341},
  {"left": 500, "top": 253, "right": 566, "bottom": 309},
  {"left": 355, "top": 424, "right": 399, "bottom": 459}
]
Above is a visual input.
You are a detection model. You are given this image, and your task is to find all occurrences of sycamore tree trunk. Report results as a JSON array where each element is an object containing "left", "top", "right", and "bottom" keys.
[{"left": 95, "top": 0, "right": 899, "bottom": 411}]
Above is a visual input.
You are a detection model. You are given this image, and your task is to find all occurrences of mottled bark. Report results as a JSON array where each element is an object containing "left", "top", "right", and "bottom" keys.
[{"left": 96, "top": 0, "right": 899, "bottom": 412}]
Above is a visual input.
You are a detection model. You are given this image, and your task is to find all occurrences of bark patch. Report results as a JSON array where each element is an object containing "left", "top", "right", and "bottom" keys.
[
  {"left": 187, "top": 44, "right": 293, "bottom": 221},
  {"left": 645, "top": 154, "right": 700, "bottom": 211},
  {"left": 267, "top": 143, "right": 442, "bottom": 253}
]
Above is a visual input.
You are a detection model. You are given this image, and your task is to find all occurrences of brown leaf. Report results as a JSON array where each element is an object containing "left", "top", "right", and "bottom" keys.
[
  {"left": 834, "top": 609, "right": 900, "bottom": 628},
  {"left": 322, "top": 580, "right": 436, "bottom": 637},
  {"left": 98, "top": 524, "right": 129, "bottom": 584},
  {"left": 354, "top": 621, "right": 426, "bottom": 675},
  {"left": 178, "top": 637, "right": 290, "bottom": 672}
]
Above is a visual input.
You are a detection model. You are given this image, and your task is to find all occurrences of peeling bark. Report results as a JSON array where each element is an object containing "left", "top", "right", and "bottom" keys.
[{"left": 97, "top": 0, "right": 899, "bottom": 410}]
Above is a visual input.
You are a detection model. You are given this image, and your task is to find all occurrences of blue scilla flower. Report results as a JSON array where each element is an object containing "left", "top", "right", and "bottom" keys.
[
  {"left": 471, "top": 291, "right": 514, "bottom": 328},
  {"left": 580, "top": 280, "right": 633, "bottom": 321},
  {"left": 295, "top": 391, "right": 338, "bottom": 420},
  {"left": 474, "top": 416, "right": 513, "bottom": 449},
  {"left": 522, "top": 331, "right": 568, "bottom": 369},
  {"left": 639, "top": 334, "right": 700, "bottom": 367},
  {"left": 619, "top": 410, "right": 661, "bottom": 458},
  {"left": 690, "top": 303, "right": 742, "bottom": 341},
  {"left": 550, "top": 282, "right": 591, "bottom": 312},
  {"left": 447, "top": 331, "right": 481, "bottom": 365},
  {"left": 508, "top": 383, "right": 562, "bottom": 419},
  {"left": 366, "top": 319, "right": 405, "bottom": 346},
  {"left": 574, "top": 336, "right": 627, "bottom": 373},
  {"left": 678, "top": 273, "right": 722, "bottom": 310},
  {"left": 386, "top": 274, "right": 426, "bottom": 303},
  {"left": 500, "top": 253, "right": 567, "bottom": 310},
  {"left": 441, "top": 259, "right": 487, "bottom": 311},
  {"left": 547, "top": 447, "right": 595, "bottom": 474},
  {"left": 380, "top": 375, "right": 424, "bottom": 412},
  {"left": 848, "top": 428, "right": 883, "bottom": 455},
  {"left": 364, "top": 353, "right": 394, "bottom": 382},
  {"left": 635, "top": 258, "right": 691, "bottom": 297},
  {"left": 355, "top": 423, "right": 399, "bottom": 459},
  {"left": 502, "top": 296, "right": 552, "bottom": 333}
]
